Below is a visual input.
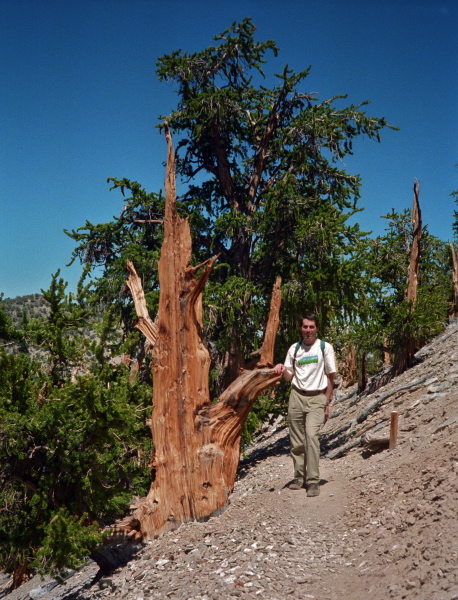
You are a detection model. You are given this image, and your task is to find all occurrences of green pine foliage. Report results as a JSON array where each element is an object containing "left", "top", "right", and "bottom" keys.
[
  {"left": 32, "top": 508, "right": 101, "bottom": 579},
  {"left": 0, "top": 294, "right": 14, "bottom": 341},
  {"left": 68, "top": 18, "right": 395, "bottom": 396},
  {"left": 0, "top": 274, "right": 152, "bottom": 580},
  {"left": 64, "top": 182, "right": 164, "bottom": 365},
  {"left": 62, "top": 18, "right": 398, "bottom": 429},
  {"left": 348, "top": 209, "right": 451, "bottom": 375}
]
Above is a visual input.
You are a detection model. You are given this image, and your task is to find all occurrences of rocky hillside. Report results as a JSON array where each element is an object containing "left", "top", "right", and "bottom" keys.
[
  {"left": 1, "top": 294, "right": 103, "bottom": 359},
  {"left": 1, "top": 324, "right": 457, "bottom": 600},
  {"left": 2, "top": 294, "right": 50, "bottom": 326}
]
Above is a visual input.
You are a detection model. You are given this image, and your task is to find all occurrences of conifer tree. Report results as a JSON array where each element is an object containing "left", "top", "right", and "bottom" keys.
[
  {"left": 348, "top": 207, "right": 451, "bottom": 380},
  {"left": 68, "top": 18, "right": 396, "bottom": 391},
  {"left": 0, "top": 274, "right": 152, "bottom": 586}
]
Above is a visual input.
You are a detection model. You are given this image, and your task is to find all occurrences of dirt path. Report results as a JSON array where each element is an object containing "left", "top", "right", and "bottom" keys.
[{"left": 2, "top": 423, "right": 457, "bottom": 600}]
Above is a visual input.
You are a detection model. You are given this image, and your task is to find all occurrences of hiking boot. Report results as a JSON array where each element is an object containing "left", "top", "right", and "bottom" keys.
[
  {"left": 306, "top": 483, "right": 320, "bottom": 497},
  {"left": 287, "top": 478, "right": 304, "bottom": 490}
]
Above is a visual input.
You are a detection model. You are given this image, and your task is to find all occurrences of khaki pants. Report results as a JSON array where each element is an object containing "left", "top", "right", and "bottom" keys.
[{"left": 288, "top": 388, "right": 327, "bottom": 485}]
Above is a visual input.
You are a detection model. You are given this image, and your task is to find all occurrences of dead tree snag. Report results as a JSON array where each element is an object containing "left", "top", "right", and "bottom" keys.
[
  {"left": 450, "top": 243, "right": 458, "bottom": 320},
  {"left": 393, "top": 180, "right": 423, "bottom": 375},
  {"left": 126, "top": 260, "right": 158, "bottom": 347},
  {"left": 123, "top": 124, "right": 282, "bottom": 540},
  {"left": 406, "top": 179, "right": 422, "bottom": 303}
]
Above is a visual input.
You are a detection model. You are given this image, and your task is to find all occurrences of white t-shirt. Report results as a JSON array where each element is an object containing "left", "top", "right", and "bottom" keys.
[{"left": 284, "top": 338, "right": 336, "bottom": 391}]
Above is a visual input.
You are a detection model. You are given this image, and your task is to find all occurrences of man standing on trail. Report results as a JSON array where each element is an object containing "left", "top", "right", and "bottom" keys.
[{"left": 274, "top": 313, "right": 336, "bottom": 497}]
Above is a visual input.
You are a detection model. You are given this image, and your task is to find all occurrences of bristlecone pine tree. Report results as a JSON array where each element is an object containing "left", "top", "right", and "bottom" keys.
[{"left": 118, "top": 124, "right": 282, "bottom": 539}]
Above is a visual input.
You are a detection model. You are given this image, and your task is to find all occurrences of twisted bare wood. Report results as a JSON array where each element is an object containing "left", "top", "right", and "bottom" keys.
[{"left": 118, "top": 123, "right": 282, "bottom": 541}]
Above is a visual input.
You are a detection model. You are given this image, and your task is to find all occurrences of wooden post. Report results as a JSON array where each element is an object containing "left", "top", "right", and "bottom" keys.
[{"left": 389, "top": 411, "right": 399, "bottom": 450}]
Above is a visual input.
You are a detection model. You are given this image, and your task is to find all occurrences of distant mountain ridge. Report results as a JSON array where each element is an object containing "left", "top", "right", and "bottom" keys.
[{"left": 2, "top": 294, "right": 50, "bottom": 327}]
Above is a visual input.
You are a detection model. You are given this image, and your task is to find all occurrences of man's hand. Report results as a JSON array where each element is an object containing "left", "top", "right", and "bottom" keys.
[
  {"left": 273, "top": 363, "right": 285, "bottom": 375},
  {"left": 324, "top": 403, "right": 330, "bottom": 424}
]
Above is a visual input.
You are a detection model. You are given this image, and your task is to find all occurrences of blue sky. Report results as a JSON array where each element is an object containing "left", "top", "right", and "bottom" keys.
[{"left": 1, "top": 0, "right": 457, "bottom": 298}]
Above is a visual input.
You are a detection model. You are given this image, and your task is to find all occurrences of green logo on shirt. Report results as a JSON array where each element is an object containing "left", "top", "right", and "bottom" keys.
[{"left": 297, "top": 355, "right": 319, "bottom": 365}]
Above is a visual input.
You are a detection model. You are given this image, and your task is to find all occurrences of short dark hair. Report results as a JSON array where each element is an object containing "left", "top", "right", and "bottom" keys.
[{"left": 299, "top": 313, "right": 319, "bottom": 329}]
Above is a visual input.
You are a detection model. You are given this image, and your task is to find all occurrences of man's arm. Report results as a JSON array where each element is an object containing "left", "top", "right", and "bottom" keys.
[
  {"left": 325, "top": 372, "right": 335, "bottom": 402},
  {"left": 273, "top": 363, "right": 293, "bottom": 382},
  {"left": 273, "top": 345, "right": 294, "bottom": 381},
  {"left": 324, "top": 372, "right": 335, "bottom": 423}
]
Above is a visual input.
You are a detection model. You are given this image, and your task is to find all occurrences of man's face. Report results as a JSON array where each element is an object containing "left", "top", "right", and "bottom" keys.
[{"left": 300, "top": 319, "right": 318, "bottom": 344}]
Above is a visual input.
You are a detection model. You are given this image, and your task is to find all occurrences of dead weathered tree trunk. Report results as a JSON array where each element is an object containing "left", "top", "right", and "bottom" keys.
[
  {"left": 340, "top": 345, "right": 356, "bottom": 388},
  {"left": 450, "top": 242, "right": 458, "bottom": 320},
  {"left": 126, "top": 263, "right": 159, "bottom": 347},
  {"left": 11, "top": 561, "right": 30, "bottom": 591},
  {"left": 348, "top": 346, "right": 356, "bottom": 386},
  {"left": 357, "top": 353, "right": 367, "bottom": 394},
  {"left": 128, "top": 340, "right": 151, "bottom": 383},
  {"left": 122, "top": 124, "right": 281, "bottom": 540},
  {"left": 393, "top": 180, "right": 423, "bottom": 375},
  {"left": 382, "top": 337, "right": 391, "bottom": 366},
  {"left": 361, "top": 431, "right": 390, "bottom": 452},
  {"left": 406, "top": 179, "right": 422, "bottom": 303},
  {"left": 125, "top": 261, "right": 159, "bottom": 383}
]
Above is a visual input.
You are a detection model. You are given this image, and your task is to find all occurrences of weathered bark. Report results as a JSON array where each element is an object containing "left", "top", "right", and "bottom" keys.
[
  {"left": 341, "top": 345, "right": 356, "bottom": 388},
  {"left": 326, "top": 436, "right": 363, "bottom": 460},
  {"left": 124, "top": 262, "right": 158, "bottom": 383},
  {"left": 406, "top": 179, "right": 422, "bottom": 303},
  {"left": 128, "top": 340, "right": 151, "bottom": 383},
  {"left": 357, "top": 353, "right": 367, "bottom": 394},
  {"left": 361, "top": 431, "right": 390, "bottom": 452},
  {"left": 126, "top": 261, "right": 159, "bottom": 347},
  {"left": 393, "top": 180, "right": 422, "bottom": 375},
  {"left": 383, "top": 337, "right": 391, "bottom": 366},
  {"left": 450, "top": 243, "right": 458, "bottom": 319},
  {"left": 121, "top": 124, "right": 282, "bottom": 540},
  {"left": 257, "top": 280, "right": 281, "bottom": 368},
  {"left": 11, "top": 561, "right": 30, "bottom": 591}
]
